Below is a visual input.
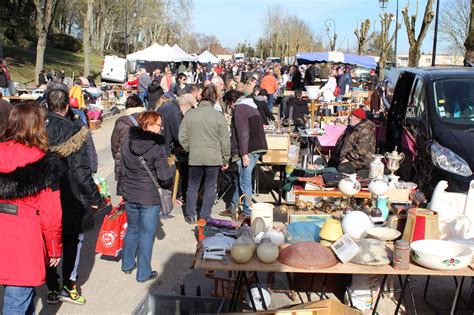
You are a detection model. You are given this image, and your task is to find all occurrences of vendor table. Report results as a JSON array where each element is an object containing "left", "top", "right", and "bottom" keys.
[{"left": 194, "top": 254, "right": 473, "bottom": 314}]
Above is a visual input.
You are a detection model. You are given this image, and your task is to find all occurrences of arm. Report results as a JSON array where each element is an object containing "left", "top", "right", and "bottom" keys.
[
  {"left": 178, "top": 116, "right": 189, "bottom": 152},
  {"left": 110, "top": 120, "right": 123, "bottom": 160},
  {"left": 153, "top": 145, "right": 174, "bottom": 189},
  {"left": 262, "top": 101, "right": 275, "bottom": 121},
  {"left": 72, "top": 142, "right": 102, "bottom": 206},
  {"left": 171, "top": 107, "right": 183, "bottom": 146},
  {"left": 86, "top": 133, "right": 98, "bottom": 173},
  {"left": 234, "top": 107, "right": 250, "bottom": 156},
  {"left": 36, "top": 188, "right": 62, "bottom": 259},
  {"left": 219, "top": 115, "right": 231, "bottom": 165}
]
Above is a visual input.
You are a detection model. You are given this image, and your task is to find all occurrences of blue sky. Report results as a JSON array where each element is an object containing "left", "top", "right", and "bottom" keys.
[{"left": 192, "top": 0, "right": 443, "bottom": 55}]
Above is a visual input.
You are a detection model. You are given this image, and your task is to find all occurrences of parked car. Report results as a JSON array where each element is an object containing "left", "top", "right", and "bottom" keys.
[{"left": 381, "top": 67, "right": 474, "bottom": 195}]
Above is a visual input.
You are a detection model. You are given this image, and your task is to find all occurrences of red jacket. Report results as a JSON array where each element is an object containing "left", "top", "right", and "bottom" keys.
[{"left": 0, "top": 141, "right": 63, "bottom": 286}]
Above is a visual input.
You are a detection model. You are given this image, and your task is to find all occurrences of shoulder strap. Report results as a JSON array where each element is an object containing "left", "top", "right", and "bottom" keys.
[
  {"left": 138, "top": 156, "right": 160, "bottom": 191},
  {"left": 128, "top": 114, "right": 139, "bottom": 127}
]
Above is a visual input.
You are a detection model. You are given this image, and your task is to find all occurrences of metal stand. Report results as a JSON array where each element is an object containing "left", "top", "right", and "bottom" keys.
[
  {"left": 227, "top": 271, "right": 267, "bottom": 312},
  {"left": 423, "top": 276, "right": 469, "bottom": 314}
]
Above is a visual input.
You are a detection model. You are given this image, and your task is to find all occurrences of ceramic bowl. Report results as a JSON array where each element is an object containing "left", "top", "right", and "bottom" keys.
[
  {"left": 410, "top": 240, "right": 472, "bottom": 270},
  {"left": 366, "top": 227, "right": 401, "bottom": 241},
  {"left": 368, "top": 179, "right": 389, "bottom": 197},
  {"left": 319, "top": 219, "right": 343, "bottom": 242}
]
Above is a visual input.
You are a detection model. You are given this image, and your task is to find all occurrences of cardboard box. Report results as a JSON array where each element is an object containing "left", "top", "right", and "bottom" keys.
[
  {"left": 385, "top": 188, "right": 410, "bottom": 202},
  {"left": 232, "top": 299, "right": 362, "bottom": 314},
  {"left": 89, "top": 120, "right": 101, "bottom": 130},
  {"left": 263, "top": 134, "right": 290, "bottom": 163}
]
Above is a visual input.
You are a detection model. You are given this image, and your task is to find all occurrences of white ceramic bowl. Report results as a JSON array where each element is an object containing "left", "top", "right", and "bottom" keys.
[
  {"left": 410, "top": 240, "right": 472, "bottom": 270},
  {"left": 366, "top": 227, "right": 401, "bottom": 241},
  {"left": 305, "top": 86, "right": 320, "bottom": 100}
]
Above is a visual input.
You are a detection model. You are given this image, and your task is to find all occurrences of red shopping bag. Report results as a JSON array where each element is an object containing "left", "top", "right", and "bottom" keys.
[{"left": 95, "top": 201, "right": 127, "bottom": 257}]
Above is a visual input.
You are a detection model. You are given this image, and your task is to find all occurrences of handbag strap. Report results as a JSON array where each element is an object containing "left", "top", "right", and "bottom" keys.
[
  {"left": 138, "top": 156, "right": 160, "bottom": 192},
  {"left": 128, "top": 114, "right": 139, "bottom": 127}
]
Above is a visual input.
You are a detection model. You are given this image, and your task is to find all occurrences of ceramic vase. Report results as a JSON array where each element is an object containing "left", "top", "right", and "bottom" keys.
[{"left": 256, "top": 238, "right": 280, "bottom": 263}]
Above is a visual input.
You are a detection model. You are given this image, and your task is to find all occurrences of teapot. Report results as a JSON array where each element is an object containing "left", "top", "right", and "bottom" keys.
[
  {"left": 338, "top": 173, "right": 361, "bottom": 197},
  {"left": 384, "top": 147, "right": 405, "bottom": 176}
]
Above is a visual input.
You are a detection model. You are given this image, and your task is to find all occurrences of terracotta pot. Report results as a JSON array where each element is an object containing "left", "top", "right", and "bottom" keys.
[{"left": 256, "top": 238, "right": 280, "bottom": 263}]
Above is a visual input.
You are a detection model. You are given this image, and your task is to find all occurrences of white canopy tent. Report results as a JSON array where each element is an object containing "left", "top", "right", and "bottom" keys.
[
  {"left": 126, "top": 43, "right": 162, "bottom": 61},
  {"left": 198, "top": 50, "right": 220, "bottom": 63},
  {"left": 172, "top": 44, "right": 197, "bottom": 62}
]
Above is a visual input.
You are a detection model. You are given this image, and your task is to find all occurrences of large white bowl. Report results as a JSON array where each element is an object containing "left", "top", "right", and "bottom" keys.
[
  {"left": 305, "top": 86, "right": 320, "bottom": 100},
  {"left": 410, "top": 240, "right": 472, "bottom": 270}
]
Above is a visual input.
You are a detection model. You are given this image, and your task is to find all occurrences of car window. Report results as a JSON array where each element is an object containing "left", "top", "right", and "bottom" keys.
[
  {"left": 434, "top": 79, "right": 474, "bottom": 123},
  {"left": 406, "top": 79, "right": 425, "bottom": 119}
]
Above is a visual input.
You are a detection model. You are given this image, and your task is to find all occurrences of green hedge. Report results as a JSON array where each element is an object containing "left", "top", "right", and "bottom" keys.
[{"left": 47, "top": 34, "right": 82, "bottom": 52}]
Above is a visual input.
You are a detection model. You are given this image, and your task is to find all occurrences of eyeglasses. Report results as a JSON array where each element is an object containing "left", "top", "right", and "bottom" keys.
[{"left": 151, "top": 123, "right": 163, "bottom": 128}]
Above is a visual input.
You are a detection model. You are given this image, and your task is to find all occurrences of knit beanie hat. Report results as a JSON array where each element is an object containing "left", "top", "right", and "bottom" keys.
[{"left": 352, "top": 108, "right": 366, "bottom": 120}]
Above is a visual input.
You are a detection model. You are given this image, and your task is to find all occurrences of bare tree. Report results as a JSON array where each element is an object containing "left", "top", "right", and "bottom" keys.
[
  {"left": 33, "top": 0, "right": 56, "bottom": 85},
  {"left": 379, "top": 13, "right": 400, "bottom": 80},
  {"left": 354, "top": 19, "right": 375, "bottom": 55},
  {"left": 402, "top": 0, "right": 435, "bottom": 67},
  {"left": 439, "top": 0, "right": 470, "bottom": 55},
  {"left": 83, "top": 0, "right": 93, "bottom": 76},
  {"left": 464, "top": 0, "right": 474, "bottom": 62}
]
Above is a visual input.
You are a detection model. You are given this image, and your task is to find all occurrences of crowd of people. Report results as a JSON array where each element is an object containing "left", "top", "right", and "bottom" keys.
[{"left": 0, "top": 57, "right": 377, "bottom": 313}]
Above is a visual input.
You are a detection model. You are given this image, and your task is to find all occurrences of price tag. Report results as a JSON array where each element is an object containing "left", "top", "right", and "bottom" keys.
[{"left": 330, "top": 234, "right": 361, "bottom": 264}]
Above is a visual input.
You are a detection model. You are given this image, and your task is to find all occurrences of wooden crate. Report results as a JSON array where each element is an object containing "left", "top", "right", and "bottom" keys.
[{"left": 89, "top": 120, "right": 101, "bottom": 130}]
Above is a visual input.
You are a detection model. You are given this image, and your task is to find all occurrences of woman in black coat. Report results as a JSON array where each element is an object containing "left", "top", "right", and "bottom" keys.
[
  {"left": 251, "top": 86, "right": 275, "bottom": 125},
  {"left": 120, "top": 111, "right": 173, "bottom": 283}
]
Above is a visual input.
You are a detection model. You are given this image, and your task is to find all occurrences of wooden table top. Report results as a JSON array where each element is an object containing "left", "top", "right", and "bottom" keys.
[{"left": 194, "top": 254, "right": 474, "bottom": 277}]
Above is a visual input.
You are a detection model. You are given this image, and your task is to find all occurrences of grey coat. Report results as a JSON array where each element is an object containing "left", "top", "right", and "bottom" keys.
[{"left": 178, "top": 101, "right": 230, "bottom": 166}]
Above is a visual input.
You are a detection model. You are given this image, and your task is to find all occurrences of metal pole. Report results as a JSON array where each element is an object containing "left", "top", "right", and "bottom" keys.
[
  {"left": 394, "top": 0, "right": 399, "bottom": 66},
  {"left": 432, "top": 0, "right": 440, "bottom": 66}
]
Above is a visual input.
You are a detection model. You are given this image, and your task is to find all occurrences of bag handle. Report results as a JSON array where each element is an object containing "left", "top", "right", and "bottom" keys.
[
  {"left": 138, "top": 156, "right": 160, "bottom": 193},
  {"left": 128, "top": 114, "right": 139, "bottom": 127}
]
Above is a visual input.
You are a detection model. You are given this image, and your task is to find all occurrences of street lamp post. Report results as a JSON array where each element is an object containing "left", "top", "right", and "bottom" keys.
[
  {"left": 325, "top": 19, "right": 336, "bottom": 51},
  {"left": 432, "top": 0, "right": 440, "bottom": 66}
]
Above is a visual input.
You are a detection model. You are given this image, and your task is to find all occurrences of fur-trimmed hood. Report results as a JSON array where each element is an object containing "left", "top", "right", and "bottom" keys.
[
  {"left": 49, "top": 126, "right": 89, "bottom": 158},
  {"left": 0, "top": 142, "right": 64, "bottom": 200},
  {"left": 129, "top": 126, "right": 165, "bottom": 156}
]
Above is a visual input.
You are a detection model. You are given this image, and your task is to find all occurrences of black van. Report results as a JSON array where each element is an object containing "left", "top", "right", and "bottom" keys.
[{"left": 382, "top": 67, "right": 474, "bottom": 195}]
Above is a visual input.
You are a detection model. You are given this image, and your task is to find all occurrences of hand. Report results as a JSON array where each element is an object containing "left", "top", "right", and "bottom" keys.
[
  {"left": 49, "top": 257, "right": 61, "bottom": 267},
  {"left": 221, "top": 164, "right": 229, "bottom": 171},
  {"left": 341, "top": 158, "right": 349, "bottom": 164},
  {"left": 242, "top": 154, "right": 250, "bottom": 167},
  {"left": 91, "top": 205, "right": 99, "bottom": 212}
]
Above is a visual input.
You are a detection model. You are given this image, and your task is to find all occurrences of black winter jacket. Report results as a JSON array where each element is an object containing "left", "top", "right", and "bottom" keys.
[
  {"left": 120, "top": 127, "right": 173, "bottom": 206},
  {"left": 156, "top": 100, "right": 183, "bottom": 154},
  {"left": 286, "top": 97, "right": 309, "bottom": 127},
  {"left": 252, "top": 95, "right": 275, "bottom": 125},
  {"left": 46, "top": 112, "right": 101, "bottom": 233}
]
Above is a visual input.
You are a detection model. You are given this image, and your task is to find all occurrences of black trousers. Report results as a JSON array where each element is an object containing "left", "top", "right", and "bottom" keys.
[
  {"left": 46, "top": 233, "right": 81, "bottom": 291},
  {"left": 186, "top": 166, "right": 220, "bottom": 220}
]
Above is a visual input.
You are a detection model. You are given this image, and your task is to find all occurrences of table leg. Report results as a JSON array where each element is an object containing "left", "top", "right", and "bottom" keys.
[
  {"left": 450, "top": 276, "right": 465, "bottom": 315},
  {"left": 306, "top": 274, "right": 315, "bottom": 302},
  {"left": 253, "top": 272, "right": 267, "bottom": 310},
  {"left": 394, "top": 275, "right": 410, "bottom": 315},
  {"left": 406, "top": 276, "right": 418, "bottom": 315},
  {"left": 243, "top": 272, "right": 257, "bottom": 311},
  {"left": 229, "top": 271, "right": 243, "bottom": 312},
  {"left": 319, "top": 274, "right": 329, "bottom": 299},
  {"left": 279, "top": 165, "right": 284, "bottom": 205},
  {"left": 371, "top": 274, "right": 388, "bottom": 315}
]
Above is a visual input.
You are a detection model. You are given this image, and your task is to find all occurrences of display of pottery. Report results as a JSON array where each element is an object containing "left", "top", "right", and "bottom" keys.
[
  {"left": 384, "top": 147, "right": 405, "bottom": 176},
  {"left": 252, "top": 217, "right": 267, "bottom": 237},
  {"left": 369, "top": 154, "right": 385, "bottom": 179},
  {"left": 350, "top": 239, "right": 393, "bottom": 266},
  {"left": 319, "top": 219, "right": 343, "bottom": 242},
  {"left": 366, "top": 227, "right": 401, "bottom": 242},
  {"left": 410, "top": 240, "right": 472, "bottom": 270},
  {"left": 262, "top": 230, "right": 285, "bottom": 246},
  {"left": 200, "top": 233, "right": 236, "bottom": 251},
  {"left": 230, "top": 243, "right": 255, "bottom": 264},
  {"left": 368, "top": 179, "right": 389, "bottom": 197},
  {"left": 278, "top": 241, "right": 338, "bottom": 269},
  {"left": 338, "top": 174, "right": 361, "bottom": 196},
  {"left": 342, "top": 211, "right": 373, "bottom": 239},
  {"left": 256, "top": 238, "right": 280, "bottom": 263}
]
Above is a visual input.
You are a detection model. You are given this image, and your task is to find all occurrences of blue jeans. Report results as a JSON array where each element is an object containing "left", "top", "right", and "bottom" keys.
[
  {"left": 186, "top": 166, "right": 220, "bottom": 220},
  {"left": 1, "top": 87, "right": 10, "bottom": 97},
  {"left": 138, "top": 91, "right": 147, "bottom": 104},
  {"left": 230, "top": 153, "right": 260, "bottom": 216},
  {"left": 3, "top": 286, "right": 35, "bottom": 315},
  {"left": 122, "top": 201, "right": 160, "bottom": 282},
  {"left": 267, "top": 94, "right": 274, "bottom": 113}
]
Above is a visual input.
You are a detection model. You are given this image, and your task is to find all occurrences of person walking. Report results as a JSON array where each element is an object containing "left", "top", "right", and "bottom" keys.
[
  {"left": 0, "top": 102, "right": 63, "bottom": 314},
  {"left": 120, "top": 111, "right": 173, "bottom": 282},
  {"left": 138, "top": 68, "right": 151, "bottom": 104},
  {"left": 178, "top": 85, "right": 231, "bottom": 224},
  {"left": 111, "top": 95, "right": 146, "bottom": 196},
  {"left": 45, "top": 89, "right": 102, "bottom": 305},
  {"left": 260, "top": 69, "right": 278, "bottom": 113}
]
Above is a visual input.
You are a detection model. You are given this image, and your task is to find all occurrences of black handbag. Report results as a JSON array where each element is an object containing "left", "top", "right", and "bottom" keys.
[{"left": 138, "top": 156, "right": 174, "bottom": 216}]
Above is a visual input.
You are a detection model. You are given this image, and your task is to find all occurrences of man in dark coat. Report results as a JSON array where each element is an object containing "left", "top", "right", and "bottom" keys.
[
  {"left": 286, "top": 89, "right": 309, "bottom": 127},
  {"left": 45, "top": 88, "right": 102, "bottom": 305},
  {"left": 331, "top": 108, "right": 376, "bottom": 174},
  {"left": 156, "top": 97, "right": 183, "bottom": 155}
]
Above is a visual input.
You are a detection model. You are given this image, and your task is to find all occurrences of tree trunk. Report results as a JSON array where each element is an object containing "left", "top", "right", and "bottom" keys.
[
  {"left": 464, "top": 0, "right": 474, "bottom": 63},
  {"left": 33, "top": 0, "right": 55, "bottom": 85},
  {"left": 83, "top": 0, "right": 94, "bottom": 76},
  {"left": 408, "top": 45, "right": 421, "bottom": 67}
]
